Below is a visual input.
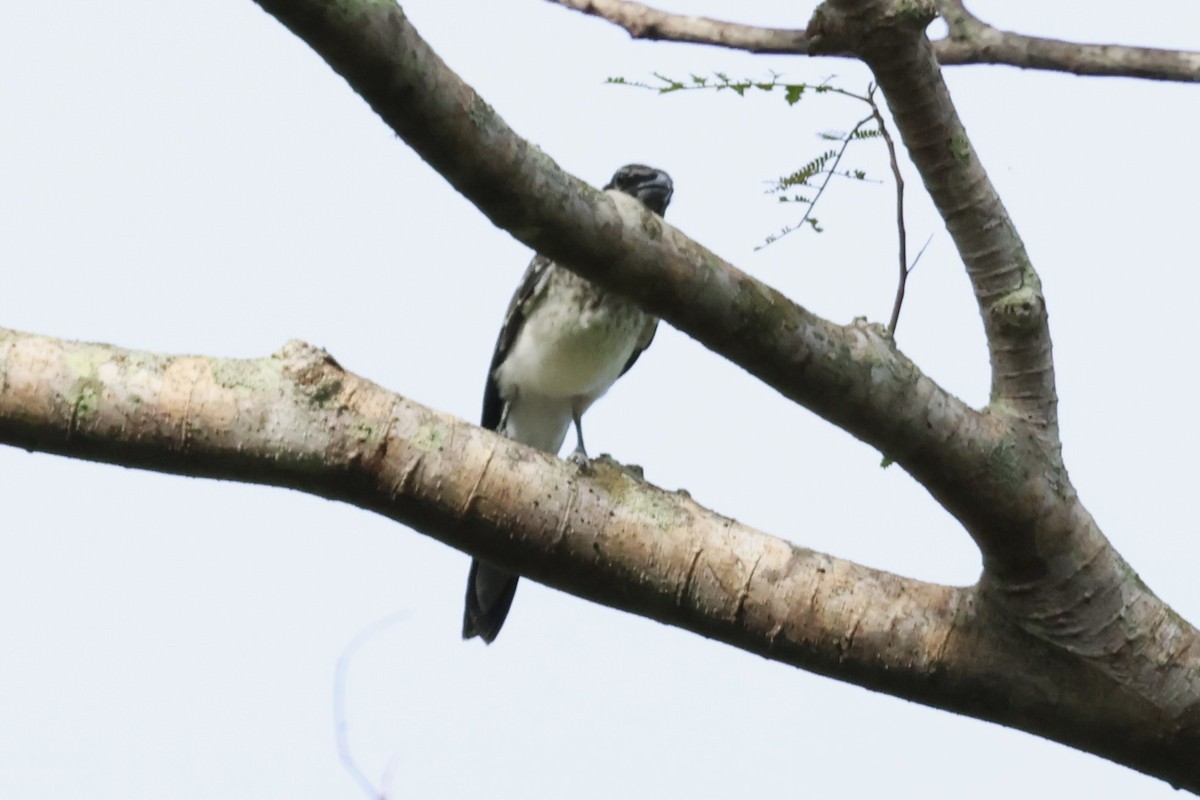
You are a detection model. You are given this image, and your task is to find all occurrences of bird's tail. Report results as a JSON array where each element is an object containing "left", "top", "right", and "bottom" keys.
[{"left": 462, "top": 559, "right": 520, "bottom": 644}]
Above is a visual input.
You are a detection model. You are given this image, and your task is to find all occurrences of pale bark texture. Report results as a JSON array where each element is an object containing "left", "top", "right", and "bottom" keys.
[
  {"left": 2, "top": 0, "right": 1199, "bottom": 792},
  {"left": 550, "top": 0, "right": 1200, "bottom": 82}
]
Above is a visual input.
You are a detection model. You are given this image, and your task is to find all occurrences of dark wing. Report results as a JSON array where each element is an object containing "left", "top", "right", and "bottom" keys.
[
  {"left": 618, "top": 318, "right": 658, "bottom": 379},
  {"left": 480, "top": 254, "right": 555, "bottom": 431}
]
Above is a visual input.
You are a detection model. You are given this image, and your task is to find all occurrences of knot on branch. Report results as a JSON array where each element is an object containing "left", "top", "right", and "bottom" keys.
[
  {"left": 807, "top": 0, "right": 937, "bottom": 56},
  {"left": 275, "top": 339, "right": 347, "bottom": 407},
  {"left": 987, "top": 286, "right": 1044, "bottom": 333}
]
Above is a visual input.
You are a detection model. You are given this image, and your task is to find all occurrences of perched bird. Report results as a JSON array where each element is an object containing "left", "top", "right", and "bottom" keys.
[{"left": 462, "top": 164, "right": 674, "bottom": 644}]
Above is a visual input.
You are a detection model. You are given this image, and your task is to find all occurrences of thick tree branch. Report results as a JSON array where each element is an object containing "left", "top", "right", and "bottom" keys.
[
  {"left": 3, "top": 326, "right": 1199, "bottom": 788},
  {"left": 10, "top": 0, "right": 1196, "bottom": 787},
  {"left": 548, "top": 0, "right": 1200, "bottom": 83},
  {"left": 248, "top": 0, "right": 1062, "bottom": 579},
  {"left": 800, "top": 5, "right": 1200, "bottom": 753},
  {"left": 551, "top": 0, "right": 1062, "bottom": 433},
  {"left": 810, "top": 0, "right": 1059, "bottom": 437},
  {"left": 237, "top": 6, "right": 1200, "bottom": 776}
]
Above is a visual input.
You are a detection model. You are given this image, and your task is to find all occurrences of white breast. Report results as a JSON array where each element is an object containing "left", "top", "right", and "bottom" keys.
[{"left": 497, "top": 299, "right": 642, "bottom": 400}]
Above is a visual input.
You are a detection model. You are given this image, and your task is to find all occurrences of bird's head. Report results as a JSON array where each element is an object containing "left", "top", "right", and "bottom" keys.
[{"left": 604, "top": 164, "right": 673, "bottom": 216}]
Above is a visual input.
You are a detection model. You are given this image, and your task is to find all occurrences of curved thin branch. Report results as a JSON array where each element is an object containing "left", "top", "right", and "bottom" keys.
[
  {"left": 812, "top": 0, "right": 1059, "bottom": 436},
  {"left": 868, "top": 85, "right": 910, "bottom": 337},
  {"left": 2, "top": 326, "right": 1199, "bottom": 788},
  {"left": 936, "top": 0, "right": 1200, "bottom": 82},
  {"left": 546, "top": 0, "right": 812, "bottom": 54},
  {"left": 547, "top": 0, "right": 1200, "bottom": 83}
]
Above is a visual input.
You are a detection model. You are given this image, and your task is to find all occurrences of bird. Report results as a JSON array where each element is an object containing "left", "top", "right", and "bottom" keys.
[{"left": 462, "top": 164, "right": 674, "bottom": 644}]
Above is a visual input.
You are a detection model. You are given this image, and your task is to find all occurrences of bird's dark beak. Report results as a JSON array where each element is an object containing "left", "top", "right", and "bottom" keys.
[{"left": 636, "top": 173, "right": 674, "bottom": 216}]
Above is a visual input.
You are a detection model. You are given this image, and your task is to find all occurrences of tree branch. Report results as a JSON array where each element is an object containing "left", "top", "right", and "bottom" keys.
[
  {"left": 810, "top": 0, "right": 1059, "bottom": 436},
  {"left": 546, "top": 0, "right": 812, "bottom": 54},
  {"left": 248, "top": 0, "right": 1061, "bottom": 577},
  {"left": 236, "top": 5, "right": 1200, "bottom": 768},
  {"left": 9, "top": 0, "right": 1199, "bottom": 787},
  {"left": 0, "top": 328, "right": 994, "bottom": 699},
  {"left": 803, "top": 7, "right": 1200, "bottom": 785},
  {"left": 547, "top": 0, "right": 1200, "bottom": 83},
  {"left": 936, "top": 0, "right": 1200, "bottom": 82},
  {"left": 3, "top": 325, "right": 1199, "bottom": 788},
  {"left": 868, "top": 85, "right": 910, "bottom": 337}
]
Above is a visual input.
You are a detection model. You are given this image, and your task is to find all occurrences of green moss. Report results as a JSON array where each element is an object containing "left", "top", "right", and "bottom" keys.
[
  {"left": 591, "top": 461, "right": 688, "bottom": 530},
  {"left": 950, "top": 132, "right": 971, "bottom": 162},
  {"left": 993, "top": 284, "right": 1036, "bottom": 311},
  {"left": 64, "top": 346, "right": 107, "bottom": 381},
  {"left": 632, "top": 488, "right": 690, "bottom": 529},
  {"left": 894, "top": 0, "right": 935, "bottom": 24},
  {"left": 989, "top": 284, "right": 1038, "bottom": 330},
  {"left": 350, "top": 420, "right": 376, "bottom": 443},
  {"left": 309, "top": 378, "right": 343, "bottom": 406},
  {"left": 733, "top": 275, "right": 797, "bottom": 344},
  {"left": 68, "top": 377, "right": 103, "bottom": 421},
  {"left": 410, "top": 424, "right": 446, "bottom": 452},
  {"left": 986, "top": 437, "right": 1025, "bottom": 486},
  {"left": 468, "top": 94, "right": 493, "bottom": 130},
  {"left": 211, "top": 358, "right": 283, "bottom": 393},
  {"left": 1123, "top": 561, "right": 1149, "bottom": 594}
]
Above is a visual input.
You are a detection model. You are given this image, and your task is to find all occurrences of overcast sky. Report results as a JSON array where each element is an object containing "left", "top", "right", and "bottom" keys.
[{"left": 2, "top": 1, "right": 1198, "bottom": 797}]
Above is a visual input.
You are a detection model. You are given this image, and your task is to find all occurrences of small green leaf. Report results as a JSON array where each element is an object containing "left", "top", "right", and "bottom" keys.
[{"left": 784, "top": 85, "right": 805, "bottom": 105}]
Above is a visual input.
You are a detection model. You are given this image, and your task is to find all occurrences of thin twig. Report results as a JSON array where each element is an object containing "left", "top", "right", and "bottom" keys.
[
  {"left": 866, "top": 86, "right": 910, "bottom": 336},
  {"left": 548, "top": 0, "right": 1200, "bottom": 83},
  {"left": 546, "top": 0, "right": 811, "bottom": 54},
  {"left": 795, "top": 119, "right": 869, "bottom": 233},
  {"left": 759, "top": 112, "right": 874, "bottom": 249},
  {"left": 909, "top": 233, "right": 935, "bottom": 273}
]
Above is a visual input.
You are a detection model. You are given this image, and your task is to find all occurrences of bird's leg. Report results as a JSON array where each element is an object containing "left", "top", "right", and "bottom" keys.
[{"left": 568, "top": 402, "right": 591, "bottom": 468}]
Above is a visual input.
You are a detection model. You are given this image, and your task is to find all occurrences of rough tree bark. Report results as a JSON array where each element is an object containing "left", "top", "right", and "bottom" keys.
[{"left": 2, "top": 0, "right": 1198, "bottom": 791}]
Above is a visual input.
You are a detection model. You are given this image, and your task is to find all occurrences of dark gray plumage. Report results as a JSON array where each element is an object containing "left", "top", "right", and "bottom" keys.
[{"left": 462, "top": 164, "right": 674, "bottom": 644}]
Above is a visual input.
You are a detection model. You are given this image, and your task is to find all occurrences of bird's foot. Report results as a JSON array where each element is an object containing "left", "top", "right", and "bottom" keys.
[{"left": 568, "top": 446, "right": 593, "bottom": 472}]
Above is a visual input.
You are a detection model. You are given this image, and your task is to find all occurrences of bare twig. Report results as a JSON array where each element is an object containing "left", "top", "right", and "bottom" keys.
[
  {"left": 795, "top": 113, "right": 872, "bottom": 235},
  {"left": 884, "top": 227, "right": 932, "bottom": 350},
  {"left": 909, "top": 234, "right": 934, "bottom": 272},
  {"left": 546, "top": 0, "right": 810, "bottom": 54},
  {"left": 759, "top": 112, "right": 874, "bottom": 249},
  {"left": 866, "top": 85, "right": 908, "bottom": 336}
]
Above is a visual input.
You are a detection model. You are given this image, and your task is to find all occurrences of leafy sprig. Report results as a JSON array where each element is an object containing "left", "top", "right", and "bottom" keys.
[{"left": 609, "top": 73, "right": 929, "bottom": 336}]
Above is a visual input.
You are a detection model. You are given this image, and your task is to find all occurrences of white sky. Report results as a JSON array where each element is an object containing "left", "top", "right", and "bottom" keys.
[{"left": 2, "top": 1, "right": 1198, "bottom": 797}]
